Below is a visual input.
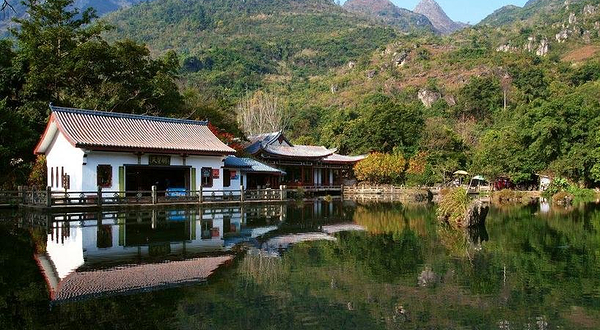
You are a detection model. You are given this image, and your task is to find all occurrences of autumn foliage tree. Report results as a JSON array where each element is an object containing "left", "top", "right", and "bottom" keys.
[{"left": 354, "top": 152, "right": 407, "bottom": 184}]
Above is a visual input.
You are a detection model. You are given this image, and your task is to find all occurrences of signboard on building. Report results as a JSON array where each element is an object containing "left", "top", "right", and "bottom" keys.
[
  {"left": 149, "top": 155, "right": 171, "bottom": 166},
  {"left": 212, "top": 169, "right": 220, "bottom": 179}
]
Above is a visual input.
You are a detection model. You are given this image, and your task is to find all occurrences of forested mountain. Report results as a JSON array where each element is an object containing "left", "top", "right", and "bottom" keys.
[
  {"left": 479, "top": 0, "right": 597, "bottom": 28},
  {"left": 5, "top": 0, "right": 600, "bottom": 189},
  {"left": 104, "top": 0, "right": 401, "bottom": 98}
]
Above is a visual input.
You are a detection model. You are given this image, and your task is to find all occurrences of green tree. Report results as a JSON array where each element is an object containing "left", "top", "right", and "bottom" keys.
[
  {"left": 0, "top": 0, "right": 185, "bottom": 187},
  {"left": 455, "top": 76, "right": 503, "bottom": 122},
  {"left": 13, "top": 0, "right": 183, "bottom": 120}
]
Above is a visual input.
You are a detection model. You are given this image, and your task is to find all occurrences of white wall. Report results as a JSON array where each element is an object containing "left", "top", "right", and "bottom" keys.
[
  {"left": 45, "top": 222, "right": 85, "bottom": 280},
  {"left": 46, "top": 131, "right": 84, "bottom": 192},
  {"left": 188, "top": 155, "right": 226, "bottom": 192},
  {"left": 84, "top": 152, "right": 138, "bottom": 191}
]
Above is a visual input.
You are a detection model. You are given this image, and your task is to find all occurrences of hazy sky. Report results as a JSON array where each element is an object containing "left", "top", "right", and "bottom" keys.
[{"left": 343, "top": 0, "right": 530, "bottom": 24}]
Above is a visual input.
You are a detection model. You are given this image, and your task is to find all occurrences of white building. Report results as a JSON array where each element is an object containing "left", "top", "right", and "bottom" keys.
[{"left": 34, "top": 105, "right": 237, "bottom": 193}]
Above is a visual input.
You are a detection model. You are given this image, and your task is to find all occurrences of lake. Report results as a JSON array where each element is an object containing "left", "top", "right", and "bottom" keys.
[{"left": 1, "top": 200, "right": 600, "bottom": 329}]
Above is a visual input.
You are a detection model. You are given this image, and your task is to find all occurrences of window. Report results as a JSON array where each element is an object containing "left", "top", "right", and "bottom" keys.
[
  {"left": 201, "top": 167, "right": 213, "bottom": 187},
  {"left": 223, "top": 169, "right": 231, "bottom": 188},
  {"left": 97, "top": 165, "right": 113, "bottom": 188}
]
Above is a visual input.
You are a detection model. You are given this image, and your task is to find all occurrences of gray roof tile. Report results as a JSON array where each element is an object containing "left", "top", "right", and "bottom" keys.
[{"left": 38, "top": 105, "right": 235, "bottom": 155}]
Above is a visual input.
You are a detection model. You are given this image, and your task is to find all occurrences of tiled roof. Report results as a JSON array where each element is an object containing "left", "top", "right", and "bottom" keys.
[
  {"left": 245, "top": 131, "right": 286, "bottom": 155},
  {"left": 224, "top": 156, "right": 285, "bottom": 174},
  {"left": 50, "top": 256, "right": 233, "bottom": 302},
  {"left": 35, "top": 105, "right": 236, "bottom": 155},
  {"left": 244, "top": 131, "right": 360, "bottom": 162},
  {"left": 263, "top": 145, "right": 336, "bottom": 158},
  {"left": 248, "top": 131, "right": 282, "bottom": 145},
  {"left": 323, "top": 153, "right": 367, "bottom": 163}
]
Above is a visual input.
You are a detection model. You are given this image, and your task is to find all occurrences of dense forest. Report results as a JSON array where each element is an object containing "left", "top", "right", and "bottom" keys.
[{"left": 3, "top": 0, "right": 600, "bottom": 188}]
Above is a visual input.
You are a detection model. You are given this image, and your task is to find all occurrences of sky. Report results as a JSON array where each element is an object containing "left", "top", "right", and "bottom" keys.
[{"left": 344, "top": 0, "right": 530, "bottom": 24}]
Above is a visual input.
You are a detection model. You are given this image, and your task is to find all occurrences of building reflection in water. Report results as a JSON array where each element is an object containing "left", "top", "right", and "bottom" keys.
[{"left": 34, "top": 201, "right": 360, "bottom": 302}]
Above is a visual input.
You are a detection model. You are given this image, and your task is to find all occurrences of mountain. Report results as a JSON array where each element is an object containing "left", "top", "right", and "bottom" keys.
[
  {"left": 413, "top": 0, "right": 467, "bottom": 35},
  {"left": 104, "top": 0, "right": 401, "bottom": 98},
  {"left": 478, "top": 0, "right": 569, "bottom": 27},
  {"left": 478, "top": 5, "right": 523, "bottom": 27},
  {"left": 478, "top": 0, "right": 600, "bottom": 60},
  {"left": 0, "top": 0, "right": 146, "bottom": 33},
  {"left": 342, "top": 0, "right": 434, "bottom": 32}
]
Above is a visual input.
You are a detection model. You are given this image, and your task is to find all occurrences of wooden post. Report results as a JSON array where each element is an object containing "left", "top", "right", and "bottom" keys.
[
  {"left": 151, "top": 185, "right": 157, "bottom": 205},
  {"left": 340, "top": 184, "right": 344, "bottom": 199},
  {"left": 240, "top": 185, "right": 245, "bottom": 203},
  {"left": 18, "top": 186, "right": 23, "bottom": 205},
  {"left": 97, "top": 186, "right": 102, "bottom": 207},
  {"left": 198, "top": 186, "right": 203, "bottom": 204},
  {"left": 280, "top": 185, "right": 285, "bottom": 201},
  {"left": 46, "top": 186, "right": 52, "bottom": 207}
]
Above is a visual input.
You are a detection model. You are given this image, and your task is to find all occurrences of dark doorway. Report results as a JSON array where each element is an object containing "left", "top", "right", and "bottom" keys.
[{"left": 125, "top": 165, "right": 190, "bottom": 192}]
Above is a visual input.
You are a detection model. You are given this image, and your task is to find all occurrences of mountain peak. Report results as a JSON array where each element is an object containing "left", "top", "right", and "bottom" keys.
[
  {"left": 343, "top": 0, "right": 434, "bottom": 32},
  {"left": 414, "top": 0, "right": 466, "bottom": 35}
]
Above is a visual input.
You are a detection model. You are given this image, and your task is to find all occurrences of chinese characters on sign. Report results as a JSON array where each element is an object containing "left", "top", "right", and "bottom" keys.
[{"left": 149, "top": 155, "right": 171, "bottom": 166}]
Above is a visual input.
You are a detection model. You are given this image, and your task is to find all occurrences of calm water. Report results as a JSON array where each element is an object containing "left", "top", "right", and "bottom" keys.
[{"left": 1, "top": 200, "right": 600, "bottom": 329}]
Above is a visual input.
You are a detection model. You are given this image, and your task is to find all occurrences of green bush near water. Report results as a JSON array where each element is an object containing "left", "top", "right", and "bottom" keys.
[
  {"left": 543, "top": 177, "right": 596, "bottom": 204},
  {"left": 437, "top": 188, "right": 471, "bottom": 229}
]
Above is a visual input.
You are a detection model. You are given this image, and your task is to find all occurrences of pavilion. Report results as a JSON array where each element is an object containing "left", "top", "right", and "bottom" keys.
[{"left": 245, "top": 131, "right": 365, "bottom": 188}]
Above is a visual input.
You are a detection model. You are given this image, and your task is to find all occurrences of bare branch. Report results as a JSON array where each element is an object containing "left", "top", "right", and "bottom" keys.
[{"left": 236, "top": 90, "right": 289, "bottom": 136}]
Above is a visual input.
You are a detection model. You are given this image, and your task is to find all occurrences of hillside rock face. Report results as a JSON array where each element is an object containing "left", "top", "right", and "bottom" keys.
[
  {"left": 417, "top": 89, "right": 441, "bottom": 108},
  {"left": 414, "top": 0, "right": 467, "bottom": 35},
  {"left": 343, "top": 0, "right": 434, "bottom": 32}
]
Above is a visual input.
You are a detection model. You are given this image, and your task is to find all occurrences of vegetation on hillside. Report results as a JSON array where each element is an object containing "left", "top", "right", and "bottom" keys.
[
  {"left": 4, "top": 0, "right": 600, "bottom": 188},
  {"left": 104, "top": 0, "right": 401, "bottom": 99}
]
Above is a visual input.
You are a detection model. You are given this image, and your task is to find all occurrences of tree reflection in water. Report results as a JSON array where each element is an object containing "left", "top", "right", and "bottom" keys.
[{"left": 1, "top": 201, "right": 600, "bottom": 329}]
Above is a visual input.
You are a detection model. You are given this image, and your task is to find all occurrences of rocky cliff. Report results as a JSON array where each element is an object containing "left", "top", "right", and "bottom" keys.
[
  {"left": 343, "top": 0, "right": 434, "bottom": 32},
  {"left": 413, "top": 0, "right": 467, "bottom": 35}
]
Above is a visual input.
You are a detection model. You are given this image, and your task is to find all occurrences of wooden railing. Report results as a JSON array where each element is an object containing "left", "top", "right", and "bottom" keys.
[
  {"left": 8, "top": 185, "right": 288, "bottom": 208},
  {"left": 343, "top": 185, "right": 413, "bottom": 195},
  {"left": 343, "top": 184, "right": 491, "bottom": 195}
]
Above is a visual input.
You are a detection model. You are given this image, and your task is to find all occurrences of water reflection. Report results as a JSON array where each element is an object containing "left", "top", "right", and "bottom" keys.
[
  {"left": 3, "top": 201, "right": 600, "bottom": 329},
  {"left": 31, "top": 201, "right": 360, "bottom": 302}
]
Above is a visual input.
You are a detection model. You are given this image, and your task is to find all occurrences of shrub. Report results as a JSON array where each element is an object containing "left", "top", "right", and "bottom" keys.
[
  {"left": 544, "top": 177, "right": 596, "bottom": 204},
  {"left": 543, "top": 177, "right": 569, "bottom": 197},
  {"left": 27, "top": 155, "right": 47, "bottom": 187},
  {"left": 491, "top": 189, "right": 533, "bottom": 204},
  {"left": 437, "top": 188, "right": 470, "bottom": 229},
  {"left": 552, "top": 191, "right": 574, "bottom": 206}
]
